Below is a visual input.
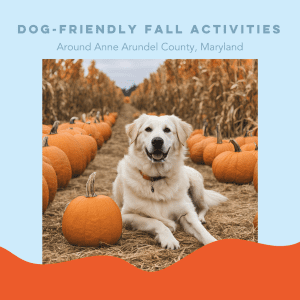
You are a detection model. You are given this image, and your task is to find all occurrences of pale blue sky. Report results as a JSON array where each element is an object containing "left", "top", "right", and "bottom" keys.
[{"left": 82, "top": 59, "right": 165, "bottom": 89}]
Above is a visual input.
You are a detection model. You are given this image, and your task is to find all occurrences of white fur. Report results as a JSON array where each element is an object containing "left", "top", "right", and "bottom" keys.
[{"left": 112, "top": 114, "right": 227, "bottom": 249}]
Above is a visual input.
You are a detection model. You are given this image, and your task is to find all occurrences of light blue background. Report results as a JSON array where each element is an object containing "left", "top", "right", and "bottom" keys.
[{"left": 1, "top": 0, "right": 299, "bottom": 264}]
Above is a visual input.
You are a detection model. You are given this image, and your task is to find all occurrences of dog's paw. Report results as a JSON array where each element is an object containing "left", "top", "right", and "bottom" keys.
[
  {"left": 202, "top": 235, "right": 217, "bottom": 245},
  {"left": 162, "top": 220, "right": 177, "bottom": 233},
  {"left": 198, "top": 216, "right": 206, "bottom": 224},
  {"left": 198, "top": 212, "right": 207, "bottom": 224},
  {"left": 156, "top": 233, "right": 180, "bottom": 250}
]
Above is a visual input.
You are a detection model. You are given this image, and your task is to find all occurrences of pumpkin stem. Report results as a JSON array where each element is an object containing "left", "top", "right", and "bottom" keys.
[
  {"left": 49, "top": 121, "right": 59, "bottom": 135},
  {"left": 82, "top": 114, "right": 86, "bottom": 123},
  {"left": 254, "top": 143, "right": 258, "bottom": 151},
  {"left": 230, "top": 139, "right": 242, "bottom": 152},
  {"left": 42, "top": 136, "right": 49, "bottom": 147},
  {"left": 216, "top": 123, "right": 222, "bottom": 144},
  {"left": 244, "top": 130, "right": 249, "bottom": 137},
  {"left": 96, "top": 111, "right": 101, "bottom": 123},
  {"left": 203, "top": 121, "right": 208, "bottom": 137},
  {"left": 86, "top": 172, "right": 97, "bottom": 197},
  {"left": 70, "top": 117, "right": 78, "bottom": 124},
  {"left": 96, "top": 111, "right": 100, "bottom": 121}
]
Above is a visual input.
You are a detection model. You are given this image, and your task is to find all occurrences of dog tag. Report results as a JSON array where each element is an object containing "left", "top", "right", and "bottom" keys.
[{"left": 151, "top": 186, "right": 154, "bottom": 193}]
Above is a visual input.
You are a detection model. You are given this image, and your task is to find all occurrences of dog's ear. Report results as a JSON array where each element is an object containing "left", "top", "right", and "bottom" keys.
[
  {"left": 125, "top": 122, "right": 138, "bottom": 144},
  {"left": 170, "top": 115, "right": 193, "bottom": 146},
  {"left": 125, "top": 114, "right": 148, "bottom": 144}
]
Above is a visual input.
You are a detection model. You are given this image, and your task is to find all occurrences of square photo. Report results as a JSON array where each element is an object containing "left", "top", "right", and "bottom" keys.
[{"left": 42, "top": 59, "right": 258, "bottom": 271}]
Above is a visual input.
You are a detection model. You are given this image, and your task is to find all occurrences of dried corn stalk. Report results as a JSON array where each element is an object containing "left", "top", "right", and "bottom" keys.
[
  {"left": 42, "top": 59, "right": 123, "bottom": 124},
  {"left": 130, "top": 59, "right": 258, "bottom": 137}
]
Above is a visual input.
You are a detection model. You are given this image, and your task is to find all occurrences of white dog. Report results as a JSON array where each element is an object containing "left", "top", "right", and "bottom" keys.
[{"left": 112, "top": 114, "right": 227, "bottom": 249}]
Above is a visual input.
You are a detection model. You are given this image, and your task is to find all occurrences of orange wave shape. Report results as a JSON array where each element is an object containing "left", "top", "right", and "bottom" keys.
[{"left": 0, "top": 240, "right": 299, "bottom": 299}]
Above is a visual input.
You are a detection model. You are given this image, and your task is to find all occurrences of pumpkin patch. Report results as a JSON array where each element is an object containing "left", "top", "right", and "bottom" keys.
[{"left": 42, "top": 111, "right": 118, "bottom": 214}]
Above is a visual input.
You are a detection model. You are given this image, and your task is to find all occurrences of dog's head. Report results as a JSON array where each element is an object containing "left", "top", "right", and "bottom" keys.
[{"left": 126, "top": 114, "right": 192, "bottom": 164}]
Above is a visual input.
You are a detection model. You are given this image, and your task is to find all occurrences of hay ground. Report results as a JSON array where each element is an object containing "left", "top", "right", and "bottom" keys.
[{"left": 43, "top": 104, "right": 258, "bottom": 271}]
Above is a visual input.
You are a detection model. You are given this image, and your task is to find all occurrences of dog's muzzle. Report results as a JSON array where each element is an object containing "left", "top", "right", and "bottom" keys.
[{"left": 145, "top": 147, "right": 170, "bottom": 163}]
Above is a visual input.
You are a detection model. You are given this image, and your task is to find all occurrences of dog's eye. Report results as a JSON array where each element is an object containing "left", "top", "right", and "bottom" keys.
[
  {"left": 163, "top": 127, "right": 171, "bottom": 133},
  {"left": 145, "top": 127, "right": 152, "bottom": 132}
]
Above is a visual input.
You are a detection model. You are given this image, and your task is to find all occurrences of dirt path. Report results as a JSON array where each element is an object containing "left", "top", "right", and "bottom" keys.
[{"left": 43, "top": 104, "right": 257, "bottom": 270}]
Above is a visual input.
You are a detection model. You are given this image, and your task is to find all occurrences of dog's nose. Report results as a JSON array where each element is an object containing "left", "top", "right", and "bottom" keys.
[{"left": 152, "top": 137, "right": 164, "bottom": 149}]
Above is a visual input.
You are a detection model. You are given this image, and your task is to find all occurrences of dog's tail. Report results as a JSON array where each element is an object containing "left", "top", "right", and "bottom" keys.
[
  {"left": 203, "top": 189, "right": 227, "bottom": 207},
  {"left": 185, "top": 166, "right": 227, "bottom": 209}
]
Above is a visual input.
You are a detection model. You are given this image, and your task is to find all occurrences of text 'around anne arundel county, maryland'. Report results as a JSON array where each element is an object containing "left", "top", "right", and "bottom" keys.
[{"left": 56, "top": 42, "right": 244, "bottom": 53}]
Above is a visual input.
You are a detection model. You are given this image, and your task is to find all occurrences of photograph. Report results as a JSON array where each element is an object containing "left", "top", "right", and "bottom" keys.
[{"left": 42, "top": 59, "right": 258, "bottom": 271}]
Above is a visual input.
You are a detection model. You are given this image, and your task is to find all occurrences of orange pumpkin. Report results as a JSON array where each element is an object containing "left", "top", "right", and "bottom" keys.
[
  {"left": 104, "top": 119, "right": 113, "bottom": 127},
  {"left": 91, "top": 119, "right": 105, "bottom": 149},
  {"left": 42, "top": 137, "right": 72, "bottom": 189},
  {"left": 62, "top": 172, "right": 122, "bottom": 247},
  {"left": 132, "top": 112, "right": 140, "bottom": 119},
  {"left": 92, "top": 111, "right": 111, "bottom": 142},
  {"left": 94, "top": 121, "right": 112, "bottom": 141},
  {"left": 73, "top": 114, "right": 98, "bottom": 139},
  {"left": 73, "top": 134, "right": 92, "bottom": 166},
  {"left": 111, "top": 112, "right": 118, "bottom": 119},
  {"left": 43, "top": 121, "right": 86, "bottom": 177},
  {"left": 241, "top": 142, "right": 258, "bottom": 152},
  {"left": 251, "top": 145, "right": 258, "bottom": 161},
  {"left": 253, "top": 161, "right": 258, "bottom": 192},
  {"left": 235, "top": 130, "right": 258, "bottom": 147},
  {"left": 76, "top": 114, "right": 104, "bottom": 149},
  {"left": 89, "top": 123, "right": 104, "bottom": 150},
  {"left": 190, "top": 137, "right": 216, "bottom": 164},
  {"left": 190, "top": 129, "right": 204, "bottom": 138},
  {"left": 58, "top": 127, "right": 87, "bottom": 136},
  {"left": 74, "top": 133, "right": 98, "bottom": 162},
  {"left": 42, "top": 161, "right": 57, "bottom": 203},
  {"left": 104, "top": 113, "right": 116, "bottom": 126},
  {"left": 58, "top": 117, "right": 81, "bottom": 131},
  {"left": 187, "top": 122, "right": 208, "bottom": 150},
  {"left": 124, "top": 96, "right": 131, "bottom": 104},
  {"left": 203, "top": 124, "right": 234, "bottom": 166},
  {"left": 42, "top": 125, "right": 51, "bottom": 134},
  {"left": 212, "top": 139, "right": 258, "bottom": 184},
  {"left": 42, "top": 155, "right": 52, "bottom": 165},
  {"left": 253, "top": 212, "right": 258, "bottom": 230},
  {"left": 42, "top": 175, "right": 49, "bottom": 214},
  {"left": 109, "top": 112, "right": 117, "bottom": 121}
]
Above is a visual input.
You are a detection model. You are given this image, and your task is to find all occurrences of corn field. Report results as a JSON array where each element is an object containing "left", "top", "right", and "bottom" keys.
[
  {"left": 130, "top": 59, "right": 258, "bottom": 137},
  {"left": 42, "top": 59, "right": 124, "bottom": 124}
]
